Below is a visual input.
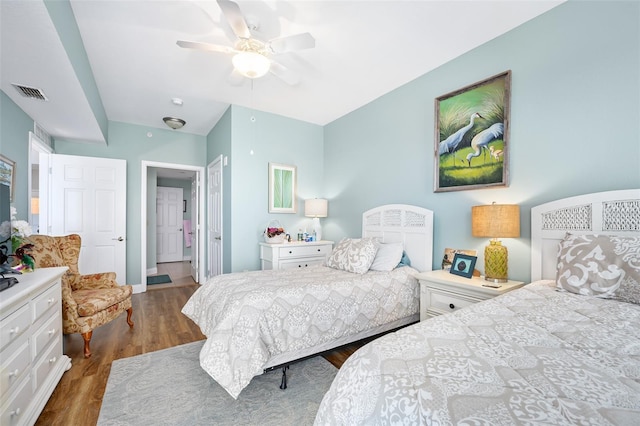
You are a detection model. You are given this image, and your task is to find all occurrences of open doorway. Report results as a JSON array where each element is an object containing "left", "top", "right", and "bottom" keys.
[{"left": 140, "top": 161, "right": 205, "bottom": 293}]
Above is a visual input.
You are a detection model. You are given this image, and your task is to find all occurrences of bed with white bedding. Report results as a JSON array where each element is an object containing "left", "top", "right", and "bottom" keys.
[
  {"left": 315, "top": 189, "right": 640, "bottom": 425},
  {"left": 182, "top": 204, "right": 434, "bottom": 399}
]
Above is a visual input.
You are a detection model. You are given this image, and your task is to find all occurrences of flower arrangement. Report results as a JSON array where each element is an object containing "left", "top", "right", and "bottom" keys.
[
  {"left": 0, "top": 207, "right": 33, "bottom": 253},
  {"left": 266, "top": 226, "right": 285, "bottom": 238},
  {"left": 264, "top": 221, "right": 286, "bottom": 243}
]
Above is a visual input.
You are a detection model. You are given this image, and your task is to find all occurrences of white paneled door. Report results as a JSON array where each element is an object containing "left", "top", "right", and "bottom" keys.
[
  {"left": 190, "top": 174, "right": 199, "bottom": 282},
  {"left": 50, "top": 154, "right": 127, "bottom": 284},
  {"left": 208, "top": 156, "right": 222, "bottom": 278},
  {"left": 156, "top": 186, "right": 183, "bottom": 263}
]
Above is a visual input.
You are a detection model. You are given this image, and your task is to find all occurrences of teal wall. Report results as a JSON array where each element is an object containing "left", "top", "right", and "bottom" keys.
[
  {"left": 0, "top": 92, "right": 34, "bottom": 219},
  {"left": 54, "top": 121, "right": 207, "bottom": 284},
  {"left": 227, "top": 106, "right": 323, "bottom": 272},
  {"left": 323, "top": 1, "right": 640, "bottom": 282}
]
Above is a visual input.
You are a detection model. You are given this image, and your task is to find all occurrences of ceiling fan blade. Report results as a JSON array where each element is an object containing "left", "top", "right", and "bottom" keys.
[
  {"left": 267, "top": 32, "right": 315, "bottom": 54},
  {"left": 217, "top": 0, "right": 251, "bottom": 39},
  {"left": 269, "top": 61, "right": 300, "bottom": 86},
  {"left": 176, "top": 40, "right": 235, "bottom": 54}
]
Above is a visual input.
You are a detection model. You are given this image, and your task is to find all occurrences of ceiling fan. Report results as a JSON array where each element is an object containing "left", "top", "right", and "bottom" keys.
[{"left": 177, "top": 0, "right": 315, "bottom": 85}]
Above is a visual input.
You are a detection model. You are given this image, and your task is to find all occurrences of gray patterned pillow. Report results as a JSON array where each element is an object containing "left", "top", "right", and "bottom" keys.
[
  {"left": 325, "top": 238, "right": 379, "bottom": 274},
  {"left": 556, "top": 233, "right": 640, "bottom": 304}
]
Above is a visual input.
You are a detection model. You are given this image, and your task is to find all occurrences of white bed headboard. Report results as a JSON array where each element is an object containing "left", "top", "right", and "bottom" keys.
[
  {"left": 531, "top": 189, "right": 640, "bottom": 281},
  {"left": 362, "top": 204, "right": 434, "bottom": 272}
]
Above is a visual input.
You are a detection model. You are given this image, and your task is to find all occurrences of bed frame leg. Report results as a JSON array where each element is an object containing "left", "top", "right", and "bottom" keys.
[{"left": 280, "top": 365, "right": 289, "bottom": 390}]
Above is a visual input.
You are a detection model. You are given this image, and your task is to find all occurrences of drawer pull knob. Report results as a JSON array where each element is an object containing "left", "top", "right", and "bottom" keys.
[
  {"left": 289, "top": 251, "right": 293, "bottom": 254},
  {"left": 49, "top": 356, "right": 57, "bottom": 364},
  {"left": 48, "top": 297, "right": 56, "bottom": 304},
  {"left": 9, "top": 326, "right": 19, "bottom": 335},
  {"left": 48, "top": 328, "right": 56, "bottom": 335},
  {"left": 9, "top": 369, "right": 19, "bottom": 378},
  {"left": 10, "top": 407, "right": 21, "bottom": 417},
  {"left": 317, "top": 249, "right": 320, "bottom": 252},
  {"left": 449, "top": 303, "right": 455, "bottom": 310}
]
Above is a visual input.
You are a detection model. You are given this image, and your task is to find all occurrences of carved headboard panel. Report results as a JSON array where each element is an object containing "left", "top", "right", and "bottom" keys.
[{"left": 531, "top": 189, "right": 640, "bottom": 281}]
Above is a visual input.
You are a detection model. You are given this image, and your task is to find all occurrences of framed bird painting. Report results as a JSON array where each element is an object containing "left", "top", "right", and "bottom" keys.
[{"left": 434, "top": 70, "right": 511, "bottom": 192}]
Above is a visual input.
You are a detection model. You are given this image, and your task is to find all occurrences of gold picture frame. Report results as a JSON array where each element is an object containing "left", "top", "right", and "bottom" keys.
[
  {"left": 0, "top": 154, "right": 15, "bottom": 202},
  {"left": 268, "top": 163, "right": 297, "bottom": 214}
]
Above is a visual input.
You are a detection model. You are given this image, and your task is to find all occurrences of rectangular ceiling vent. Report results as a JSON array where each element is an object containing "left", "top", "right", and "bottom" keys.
[{"left": 12, "top": 83, "right": 48, "bottom": 101}]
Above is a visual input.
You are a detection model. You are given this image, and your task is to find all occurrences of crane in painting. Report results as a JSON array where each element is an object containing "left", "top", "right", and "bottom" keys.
[
  {"left": 438, "top": 112, "right": 483, "bottom": 163},
  {"left": 464, "top": 122, "right": 504, "bottom": 166}
]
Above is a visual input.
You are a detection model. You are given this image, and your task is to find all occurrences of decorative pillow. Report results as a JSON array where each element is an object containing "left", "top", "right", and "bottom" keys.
[
  {"left": 556, "top": 233, "right": 640, "bottom": 304},
  {"left": 325, "top": 238, "right": 379, "bottom": 274},
  {"left": 369, "top": 242, "right": 404, "bottom": 271},
  {"left": 397, "top": 251, "right": 412, "bottom": 268}
]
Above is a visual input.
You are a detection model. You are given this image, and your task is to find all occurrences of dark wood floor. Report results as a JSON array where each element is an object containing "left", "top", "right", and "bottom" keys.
[{"left": 35, "top": 264, "right": 365, "bottom": 425}]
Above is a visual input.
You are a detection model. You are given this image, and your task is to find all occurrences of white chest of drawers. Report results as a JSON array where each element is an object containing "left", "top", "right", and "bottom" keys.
[
  {"left": 414, "top": 269, "right": 524, "bottom": 321},
  {"left": 259, "top": 240, "right": 334, "bottom": 270},
  {"left": 0, "top": 267, "right": 71, "bottom": 426}
]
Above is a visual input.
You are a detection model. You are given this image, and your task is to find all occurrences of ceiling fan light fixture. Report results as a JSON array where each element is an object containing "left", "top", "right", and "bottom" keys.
[
  {"left": 232, "top": 51, "right": 270, "bottom": 79},
  {"left": 163, "top": 116, "right": 186, "bottom": 130}
]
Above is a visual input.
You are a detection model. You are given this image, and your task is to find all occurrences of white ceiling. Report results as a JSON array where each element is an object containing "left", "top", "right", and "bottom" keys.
[{"left": 1, "top": 1, "right": 564, "bottom": 144}]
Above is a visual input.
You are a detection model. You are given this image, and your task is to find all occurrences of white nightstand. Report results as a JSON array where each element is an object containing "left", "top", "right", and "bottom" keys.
[
  {"left": 259, "top": 240, "right": 334, "bottom": 270},
  {"left": 414, "top": 269, "right": 525, "bottom": 321}
]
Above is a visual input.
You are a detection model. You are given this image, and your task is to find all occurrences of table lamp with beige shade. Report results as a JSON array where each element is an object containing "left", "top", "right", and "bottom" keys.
[{"left": 471, "top": 203, "right": 520, "bottom": 282}]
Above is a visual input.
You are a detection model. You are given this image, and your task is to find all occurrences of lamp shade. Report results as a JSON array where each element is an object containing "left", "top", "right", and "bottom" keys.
[
  {"left": 471, "top": 204, "right": 520, "bottom": 238},
  {"left": 305, "top": 199, "right": 328, "bottom": 218}
]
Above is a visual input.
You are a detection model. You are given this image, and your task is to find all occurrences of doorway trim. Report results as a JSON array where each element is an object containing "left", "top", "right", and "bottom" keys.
[{"left": 140, "top": 160, "right": 205, "bottom": 293}]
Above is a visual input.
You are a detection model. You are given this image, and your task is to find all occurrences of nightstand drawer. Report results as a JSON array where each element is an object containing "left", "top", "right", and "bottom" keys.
[
  {"left": 428, "top": 290, "right": 477, "bottom": 314},
  {"left": 278, "top": 245, "right": 332, "bottom": 259}
]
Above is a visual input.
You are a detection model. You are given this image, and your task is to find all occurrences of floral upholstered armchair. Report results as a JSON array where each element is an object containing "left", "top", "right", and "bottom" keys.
[{"left": 29, "top": 234, "right": 134, "bottom": 358}]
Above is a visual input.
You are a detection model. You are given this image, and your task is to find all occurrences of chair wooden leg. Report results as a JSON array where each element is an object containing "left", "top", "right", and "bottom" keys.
[
  {"left": 126, "top": 307, "right": 134, "bottom": 328},
  {"left": 82, "top": 331, "right": 92, "bottom": 358}
]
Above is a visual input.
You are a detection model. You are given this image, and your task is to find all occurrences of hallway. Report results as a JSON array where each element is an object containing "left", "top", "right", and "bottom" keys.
[{"left": 148, "top": 261, "right": 197, "bottom": 289}]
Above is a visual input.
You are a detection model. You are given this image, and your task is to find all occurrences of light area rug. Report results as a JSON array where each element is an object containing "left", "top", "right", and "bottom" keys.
[{"left": 97, "top": 340, "right": 338, "bottom": 426}]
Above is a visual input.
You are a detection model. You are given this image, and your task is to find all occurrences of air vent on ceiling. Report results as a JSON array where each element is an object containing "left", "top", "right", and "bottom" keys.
[{"left": 12, "top": 84, "right": 48, "bottom": 101}]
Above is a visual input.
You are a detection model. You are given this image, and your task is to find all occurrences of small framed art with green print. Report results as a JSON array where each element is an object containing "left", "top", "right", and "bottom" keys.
[{"left": 449, "top": 253, "right": 477, "bottom": 279}]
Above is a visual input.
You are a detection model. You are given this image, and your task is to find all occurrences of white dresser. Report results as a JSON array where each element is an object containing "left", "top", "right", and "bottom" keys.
[
  {"left": 259, "top": 240, "right": 333, "bottom": 270},
  {"left": 0, "top": 267, "right": 71, "bottom": 426}
]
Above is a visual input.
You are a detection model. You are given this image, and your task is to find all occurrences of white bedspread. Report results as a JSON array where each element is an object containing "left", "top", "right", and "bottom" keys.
[
  {"left": 181, "top": 265, "right": 419, "bottom": 399},
  {"left": 315, "top": 280, "right": 640, "bottom": 425}
]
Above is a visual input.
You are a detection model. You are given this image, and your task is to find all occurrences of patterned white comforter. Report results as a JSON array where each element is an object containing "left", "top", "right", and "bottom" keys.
[
  {"left": 315, "top": 280, "right": 640, "bottom": 425},
  {"left": 181, "top": 265, "right": 419, "bottom": 399}
]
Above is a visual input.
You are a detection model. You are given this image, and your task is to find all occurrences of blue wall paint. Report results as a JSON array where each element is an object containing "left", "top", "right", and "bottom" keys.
[
  {"left": 227, "top": 106, "right": 323, "bottom": 272},
  {"left": 323, "top": 1, "right": 640, "bottom": 282},
  {"left": 0, "top": 92, "right": 34, "bottom": 220},
  {"left": 54, "top": 121, "right": 207, "bottom": 284}
]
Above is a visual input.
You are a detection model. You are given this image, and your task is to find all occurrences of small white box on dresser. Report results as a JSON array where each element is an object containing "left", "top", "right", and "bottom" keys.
[
  {"left": 414, "top": 269, "right": 524, "bottom": 321},
  {"left": 259, "top": 240, "right": 334, "bottom": 270},
  {"left": 0, "top": 267, "right": 71, "bottom": 426}
]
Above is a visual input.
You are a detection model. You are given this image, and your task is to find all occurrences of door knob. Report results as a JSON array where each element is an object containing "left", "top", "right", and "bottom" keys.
[
  {"left": 179, "top": 228, "right": 183, "bottom": 231},
  {"left": 215, "top": 236, "right": 221, "bottom": 240},
  {"left": 112, "top": 237, "right": 124, "bottom": 241}
]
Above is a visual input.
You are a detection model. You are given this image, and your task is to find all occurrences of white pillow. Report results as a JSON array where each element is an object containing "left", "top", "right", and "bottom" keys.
[
  {"left": 325, "top": 238, "right": 379, "bottom": 274},
  {"left": 369, "top": 242, "right": 404, "bottom": 271}
]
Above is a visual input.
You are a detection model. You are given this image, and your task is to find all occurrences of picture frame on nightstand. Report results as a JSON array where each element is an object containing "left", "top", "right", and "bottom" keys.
[{"left": 449, "top": 253, "right": 477, "bottom": 278}]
